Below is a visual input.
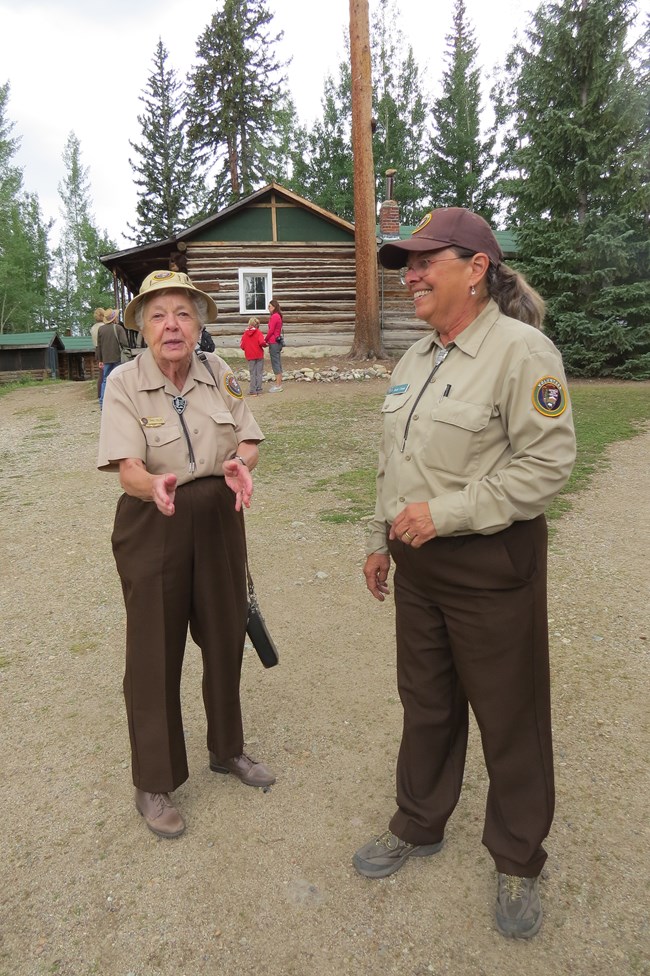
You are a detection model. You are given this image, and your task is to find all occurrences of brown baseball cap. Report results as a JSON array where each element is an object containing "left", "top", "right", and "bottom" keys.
[
  {"left": 124, "top": 270, "right": 218, "bottom": 330},
  {"left": 378, "top": 207, "right": 503, "bottom": 269}
]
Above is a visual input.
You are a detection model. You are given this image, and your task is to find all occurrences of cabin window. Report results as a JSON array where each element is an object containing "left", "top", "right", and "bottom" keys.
[{"left": 238, "top": 268, "right": 273, "bottom": 314}]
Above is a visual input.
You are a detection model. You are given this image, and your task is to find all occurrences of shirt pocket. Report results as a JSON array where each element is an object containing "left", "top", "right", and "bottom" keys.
[
  {"left": 142, "top": 424, "right": 184, "bottom": 473},
  {"left": 143, "top": 425, "right": 182, "bottom": 449},
  {"left": 423, "top": 399, "right": 493, "bottom": 477},
  {"left": 381, "top": 392, "right": 413, "bottom": 458},
  {"left": 210, "top": 410, "right": 239, "bottom": 466}
]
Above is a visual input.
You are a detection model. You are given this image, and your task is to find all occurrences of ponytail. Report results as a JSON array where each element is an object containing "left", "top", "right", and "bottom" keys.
[{"left": 487, "top": 263, "right": 545, "bottom": 330}]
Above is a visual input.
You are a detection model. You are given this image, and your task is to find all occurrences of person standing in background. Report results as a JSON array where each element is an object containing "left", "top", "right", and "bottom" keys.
[
  {"left": 90, "top": 308, "right": 106, "bottom": 401},
  {"left": 96, "top": 309, "right": 129, "bottom": 409},
  {"left": 240, "top": 316, "right": 267, "bottom": 395},
  {"left": 265, "top": 299, "right": 284, "bottom": 392}
]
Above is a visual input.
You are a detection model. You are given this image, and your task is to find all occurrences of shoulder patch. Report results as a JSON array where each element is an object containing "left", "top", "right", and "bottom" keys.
[
  {"left": 224, "top": 372, "right": 243, "bottom": 399},
  {"left": 532, "top": 377, "right": 567, "bottom": 417}
]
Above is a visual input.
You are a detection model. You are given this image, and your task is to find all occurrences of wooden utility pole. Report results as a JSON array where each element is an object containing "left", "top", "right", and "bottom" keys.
[{"left": 348, "top": 0, "right": 385, "bottom": 359}]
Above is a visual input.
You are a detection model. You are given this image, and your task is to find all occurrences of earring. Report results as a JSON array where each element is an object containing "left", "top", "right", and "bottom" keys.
[{"left": 470, "top": 285, "right": 476, "bottom": 296}]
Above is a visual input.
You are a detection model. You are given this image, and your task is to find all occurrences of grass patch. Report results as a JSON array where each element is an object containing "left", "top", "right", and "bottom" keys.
[
  {"left": 547, "top": 384, "right": 650, "bottom": 523},
  {"left": 69, "top": 638, "right": 99, "bottom": 656},
  {"left": 312, "top": 466, "right": 378, "bottom": 523},
  {"left": 0, "top": 378, "right": 58, "bottom": 398}
]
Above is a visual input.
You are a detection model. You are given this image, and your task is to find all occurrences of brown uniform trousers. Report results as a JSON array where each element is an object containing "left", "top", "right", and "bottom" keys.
[
  {"left": 388, "top": 515, "right": 553, "bottom": 877},
  {"left": 112, "top": 477, "right": 247, "bottom": 793}
]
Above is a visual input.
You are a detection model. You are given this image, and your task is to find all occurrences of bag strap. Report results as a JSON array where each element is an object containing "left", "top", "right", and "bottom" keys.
[
  {"left": 197, "top": 348, "right": 257, "bottom": 605},
  {"left": 113, "top": 322, "right": 129, "bottom": 350},
  {"left": 238, "top": 507, "right": 257, "bottom": 607}
]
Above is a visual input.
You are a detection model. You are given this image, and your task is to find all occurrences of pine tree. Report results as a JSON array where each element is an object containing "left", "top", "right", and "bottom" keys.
[
  {"left": 292, "top": 7, "right": 430, "bottom": 226},
  {"left": 185, "top": 0, "right": 288, "bottom": 210},
  {"left": 429, "top": 0, "right": 496, "bottom": 219},
  {"left": 128, "top": 39, "right": 200, "bottom": 244},
  {"left": 371, "top": 0, "right": 429, "bottom": 225},
  {"left": 0, "top": 82, "right": 50, "bottom": 333},
  {"left": 259, "top": 93, "right": 301, "bottom": 185},
  {"left": 287, "top": 59, "right": 355, "bottom": 220},
  {"left": 51, "top": 132, "right": 116, "bottom": 335},
  {"left": 495, "top": 0, "right": 650, "bottom": 377}
]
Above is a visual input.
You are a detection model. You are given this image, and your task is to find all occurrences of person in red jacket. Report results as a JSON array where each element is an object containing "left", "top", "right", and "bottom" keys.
[
  {"left": 265, "top": 299, "right": 284, "bottom": 392},
  {"left": 240, "top": 317, "right": 267, "bottom": 395}
]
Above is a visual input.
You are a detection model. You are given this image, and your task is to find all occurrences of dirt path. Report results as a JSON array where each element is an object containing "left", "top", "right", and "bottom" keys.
[{"left": 0, "top": 380, "right": 648, "bottom": 976}]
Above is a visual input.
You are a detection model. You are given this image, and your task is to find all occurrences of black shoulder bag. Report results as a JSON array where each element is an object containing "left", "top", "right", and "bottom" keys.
[{"left": 245, "top": 560, "right": 280, "bottom": 668}]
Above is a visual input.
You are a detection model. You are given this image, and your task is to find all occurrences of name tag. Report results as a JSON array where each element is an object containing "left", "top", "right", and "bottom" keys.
[
  {"left": 141, "top": 417, "right": 165, "bottom": 428},
  {"left": 387, "top": 383, "right": 409, "bottom": 395}
]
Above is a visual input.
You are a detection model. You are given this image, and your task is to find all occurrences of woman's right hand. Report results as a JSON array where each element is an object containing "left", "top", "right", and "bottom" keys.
[
  {"left": 151, "top": 473, "right": 177, "bottom": 516},
  {"left": 363, "top": 553, "right": 391, "bottom": 601},
  {"left": 119, "top": 459, "right": 177, "bottom": 516}
]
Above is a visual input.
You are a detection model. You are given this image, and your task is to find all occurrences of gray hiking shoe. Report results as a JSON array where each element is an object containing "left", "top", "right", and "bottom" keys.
[
  {"left": 495, "top": 873, "right": 543, "bottom": 939},
  {"left": 353, "top": 829, "right": 443, "bottom": 879}
]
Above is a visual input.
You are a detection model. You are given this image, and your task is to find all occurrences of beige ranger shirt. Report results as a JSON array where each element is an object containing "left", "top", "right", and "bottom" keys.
[
  {"left": 367, "top": 299, "right": 577, "bottom": 555},
  {"left": 97, "top": 349, "right": 263, "bottom": 484}
]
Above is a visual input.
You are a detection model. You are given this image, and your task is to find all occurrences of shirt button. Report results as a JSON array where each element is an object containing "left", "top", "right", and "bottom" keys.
[
  {"left": 399, "top": 496, "right": 405, "bottom": 503},
  {"left": 155, "top": 436, "right": 160, "bottom": 442},
  {"left": 193, "top": 428, "right": 199, "bottom": 434},
  {"left": 405, "top": 455, "right": 411, "bottom": 461},
  {"left": 413, "top": 414, "right": 419, "bottom": 421}
]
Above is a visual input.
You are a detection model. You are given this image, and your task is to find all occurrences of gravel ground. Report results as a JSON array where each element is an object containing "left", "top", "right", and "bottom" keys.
[{"left": 0, "top": 377, "right": 648, "bottom": 976}]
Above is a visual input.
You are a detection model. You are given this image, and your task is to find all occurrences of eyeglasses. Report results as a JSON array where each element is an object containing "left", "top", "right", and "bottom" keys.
[{"left": 399, "top": 256, "right": 464, "bottom": 285}]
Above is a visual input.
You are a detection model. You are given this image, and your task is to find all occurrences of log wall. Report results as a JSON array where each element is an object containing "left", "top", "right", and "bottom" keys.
[{"left": 187, "top": 241, "right": 429, "bottom": 355}]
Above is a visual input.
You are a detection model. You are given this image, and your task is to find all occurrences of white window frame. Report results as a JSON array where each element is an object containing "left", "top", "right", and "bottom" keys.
[{"left": 238, "top": 267, "right": 273, "bottom": 315}]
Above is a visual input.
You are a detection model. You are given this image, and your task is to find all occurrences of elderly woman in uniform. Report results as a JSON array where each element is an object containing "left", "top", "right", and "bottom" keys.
[
  {"left": 353, "top": 209, "right": 576, "bottom": 940},
  {"left": 97, "top": 270, "right": 275, "bottom": 840}
]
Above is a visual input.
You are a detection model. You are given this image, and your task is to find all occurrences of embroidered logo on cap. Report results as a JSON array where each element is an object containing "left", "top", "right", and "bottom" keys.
[
  {"left": 151, "top": 271, "right": 175, "bottom": 281},
  {"left": 224, "top": 373, "right": 243, "bottom": 399},
  {"left": 413, "top": 213, "right": 433, "bottom": 235},
  {"left": 532, "top": 377, "right": 567, "bottom": 417}
]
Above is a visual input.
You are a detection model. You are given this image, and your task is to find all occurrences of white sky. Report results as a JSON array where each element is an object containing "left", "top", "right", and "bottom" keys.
[{"left": 0, "top": 0, "right": 539, "bottom": 249}]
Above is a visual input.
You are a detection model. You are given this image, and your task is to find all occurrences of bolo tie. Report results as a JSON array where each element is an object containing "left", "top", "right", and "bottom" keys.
[
  {"left": 400, "top": 343, "right": 454, "bottom": 453},
  {"left": 172, "top": 395, "right": 196, "bottom": 473}
]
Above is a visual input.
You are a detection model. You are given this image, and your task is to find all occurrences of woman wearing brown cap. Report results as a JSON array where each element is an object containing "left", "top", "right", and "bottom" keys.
[
  {"left": 97, "top": 270, "right": 275, "bottom": 840},
  {"left": 353, "top": 209, "right": 576, "bottom": 940}
]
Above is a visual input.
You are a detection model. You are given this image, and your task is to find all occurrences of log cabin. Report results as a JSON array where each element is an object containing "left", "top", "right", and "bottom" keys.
[{"left": 100, "top": 182, "right": 516, "bottom": 357}]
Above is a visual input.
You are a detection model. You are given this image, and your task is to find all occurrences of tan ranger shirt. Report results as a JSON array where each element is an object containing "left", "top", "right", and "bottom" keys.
[
  {"left": 97, "top": 349, "right": 263, "bottom": 484},
  {"left": 367, "top": 299, "right": 576, "bottom": 555}
]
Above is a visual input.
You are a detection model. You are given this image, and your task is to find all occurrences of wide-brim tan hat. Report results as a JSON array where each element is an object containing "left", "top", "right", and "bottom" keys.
[
  {"left": 124, "top": 270, "right": 218, "bottom": 330},
  {"left": 103, "top": 308, "right": 119, "bottom": 325}
]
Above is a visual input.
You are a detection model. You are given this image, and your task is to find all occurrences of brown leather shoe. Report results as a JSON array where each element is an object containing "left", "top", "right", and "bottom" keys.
[
  {"left": 134, "top": 789, "right": 186, "bottom": 838},
  {"left": 209, "top": 752, "right": 276, "bottom": 787}
]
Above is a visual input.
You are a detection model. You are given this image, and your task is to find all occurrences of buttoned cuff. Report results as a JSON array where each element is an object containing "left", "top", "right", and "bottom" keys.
[
  {"left": 428, "top": 495, "right": 470, "bottom": 537},
  {"left": 366, "top": 520, "right": 389, "bottom": 556}
]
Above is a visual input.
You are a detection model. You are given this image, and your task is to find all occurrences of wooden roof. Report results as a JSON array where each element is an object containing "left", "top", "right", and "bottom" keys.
[
  {"left": 0, "top": 333, "right": 95, "bottom": 352},
  {"left": 58, "top": 336, "right": 95, "bottom": 352},
  {"left": 0, "top": 331, "right": 65, "bottom": 350}
]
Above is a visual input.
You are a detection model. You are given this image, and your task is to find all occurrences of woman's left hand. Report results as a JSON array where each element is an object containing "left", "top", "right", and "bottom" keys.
[
  {"left": 389, "top": 502, "right": 437, "bottom": 548},
  {"left": 223, "top": 458, "right": 254, "bottom": 511}
]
